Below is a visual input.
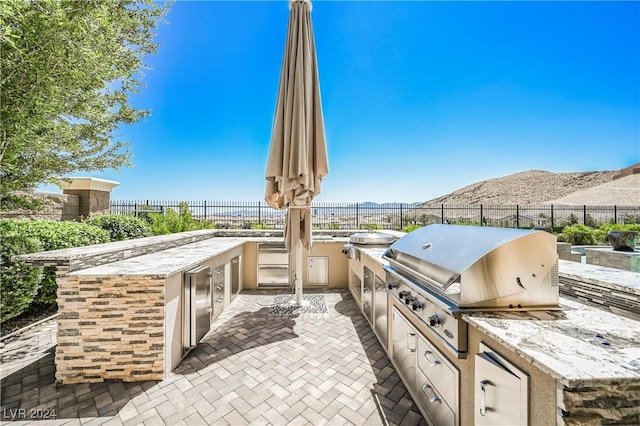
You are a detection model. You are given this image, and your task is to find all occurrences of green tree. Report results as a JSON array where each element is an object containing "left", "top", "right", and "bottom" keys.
[{"left": 0, "top": 0, "right": 169, "bottom": 208}]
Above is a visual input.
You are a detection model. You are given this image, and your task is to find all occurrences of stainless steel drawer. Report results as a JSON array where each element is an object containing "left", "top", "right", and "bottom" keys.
[
  {"left": 416, "top": 369, "right": 455, "bottom": 426},
  {"left": 417, "top": 335, "right": 458, "bottom": 409},
  {"left": 258, "top": 265, "right": 289, "bottom": 286}
]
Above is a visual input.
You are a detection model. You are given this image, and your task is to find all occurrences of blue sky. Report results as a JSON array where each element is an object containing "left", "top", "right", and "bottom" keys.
[{"left": 46, "top": 0, "right": 640, "bottom": 203}]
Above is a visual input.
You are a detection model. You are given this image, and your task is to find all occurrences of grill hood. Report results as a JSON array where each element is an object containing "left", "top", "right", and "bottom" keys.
[{"left": 383, "top": 224, "right": 559, "bottom": 309}]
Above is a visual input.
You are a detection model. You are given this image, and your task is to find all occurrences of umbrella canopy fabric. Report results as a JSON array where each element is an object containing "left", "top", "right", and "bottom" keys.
[{"left": 265, "top": 0, "right": 328, "bottom": 253}]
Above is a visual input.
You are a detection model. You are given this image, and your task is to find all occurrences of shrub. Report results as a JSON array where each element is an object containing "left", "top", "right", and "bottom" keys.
[
  {"left": 146, "top": 202, "right": 214, "bottom": 235},
  {"left": 402, "top": 224, "right": 422, "bottom": 233},
  {"left": 85, "top": 214, "right": 151, "bottom": 241},
  {"left": 5, "top": 220, "right": 110, "bottom": 312},
  {"left": 251, "top": 223, "right": 270, "bottom": 230},
  {"left": 0, "top": 221, "right": 43, "bottom": 324},
  {"left": 556, "top": 224, "right": 597, "bottom": 245},
  {"left": 360, "top": 223, "right": 382, "bottom": 230}
]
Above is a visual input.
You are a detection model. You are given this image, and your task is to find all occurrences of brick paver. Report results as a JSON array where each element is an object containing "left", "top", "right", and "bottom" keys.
[{"left": 1, "top": 290, "right": 425, "bottom": 425}]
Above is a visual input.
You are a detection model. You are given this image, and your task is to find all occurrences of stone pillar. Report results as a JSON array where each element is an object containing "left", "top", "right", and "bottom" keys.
[{"left": 58, "top": 177, "right": 119, "bottom": 219}]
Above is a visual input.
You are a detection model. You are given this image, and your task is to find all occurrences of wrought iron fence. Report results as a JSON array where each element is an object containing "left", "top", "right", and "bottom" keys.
[{"left": 110, "top": 200, "right": 640, "bottom": 231}]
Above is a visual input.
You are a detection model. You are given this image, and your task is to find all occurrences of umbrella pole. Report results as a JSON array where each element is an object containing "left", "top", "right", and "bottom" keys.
[{"left": 294, "top": 239, "right": 303, "bottom": 305}]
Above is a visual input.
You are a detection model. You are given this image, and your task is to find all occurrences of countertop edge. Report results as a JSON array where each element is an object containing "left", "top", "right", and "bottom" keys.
[{"left": 67, "top": 238, "right": 246, "bottom": 278}]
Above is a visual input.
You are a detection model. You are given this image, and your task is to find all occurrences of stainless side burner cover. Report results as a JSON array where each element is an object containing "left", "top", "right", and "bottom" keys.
[
  {"left": 349, "top": 232, "right": 395, "bottom": 246},
  {"left": 383, "top": 224, "right": 559, "bottom": 309}
]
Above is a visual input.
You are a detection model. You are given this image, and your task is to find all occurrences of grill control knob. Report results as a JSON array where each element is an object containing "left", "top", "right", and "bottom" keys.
[
  {"left": 412, "top": 301, "right": 424, "bottom": 312},
  {"left": 428, "top": 314, "right": 442, "bottom": 328},
  {"left": 388, "top": 282, "right": 398, "bottom": 290},
  {"left": 404, "top": 295, "right": 415, "bottom": 305},
  {"left": 398, "top": 290, "right": 410, "bottom": 298}
]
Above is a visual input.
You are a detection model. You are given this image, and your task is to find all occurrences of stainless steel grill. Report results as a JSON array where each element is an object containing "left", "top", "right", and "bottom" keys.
[{"left": 384, "top": 224, "right": 559, "bottom": 355}]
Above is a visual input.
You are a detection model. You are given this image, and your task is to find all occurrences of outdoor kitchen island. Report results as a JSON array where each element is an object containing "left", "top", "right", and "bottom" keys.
[
  {"left": 353, "top": 244, "right": 640, "bottom": 426},
  {"left": 51, "top": 237, "right": 245, "bottom": 384},
  {"left": 16, "top": 231, "right": 350, "bottom": 384}
]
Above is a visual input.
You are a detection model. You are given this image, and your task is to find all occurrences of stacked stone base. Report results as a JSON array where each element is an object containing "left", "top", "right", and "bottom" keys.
[
  {"left": 558, "top": 383, "right": 640, "bottom": 425},
  {"left": 56, "top": 275, "right": 165, "bottom": 384}
]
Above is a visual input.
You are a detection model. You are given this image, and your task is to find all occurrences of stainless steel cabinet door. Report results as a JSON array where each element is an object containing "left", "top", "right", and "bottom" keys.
[
  {"left": 231, "top": 256, "right": 240, "bottom": 297},
  {"left": 363, "top": 267, "right": 374, "bottom": 324},
  {"left": 373, "top": 274, "right": 388, "bottom": 348},
  {"left": 183, "top": 265, "right": 212, "bottom": 353},
  {"left": 392, "top": 307, "right": 417, "bottom": 391},
  {"left": 474, "top": 343, "right": 529, "bottom": 425}
]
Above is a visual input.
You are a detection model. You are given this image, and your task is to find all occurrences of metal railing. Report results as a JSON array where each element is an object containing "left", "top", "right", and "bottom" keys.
[{"left": 109, "top": 200, "right": 640, "bottom": 231}]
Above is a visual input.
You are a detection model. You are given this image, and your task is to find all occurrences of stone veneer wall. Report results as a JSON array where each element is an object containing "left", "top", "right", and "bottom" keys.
[
  {"left": 585, "top": 248, "right": 640, "bottom": 272},
  {"left": 62, "top": 188, "right": 110, "bottom": 218},
  {"left": 558, "top": 383, "right": 640, "bottom": 425},
  {"left": 0, "top": 192, "right": 80, "bottom": 221},
  {"left": 56, "top": 272, "right": 165, "bottom": 384}
]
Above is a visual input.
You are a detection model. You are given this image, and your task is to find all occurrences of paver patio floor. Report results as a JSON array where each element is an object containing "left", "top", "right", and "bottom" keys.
[{"left": 1, "top": 290, "right": 426, "bottom": 425}]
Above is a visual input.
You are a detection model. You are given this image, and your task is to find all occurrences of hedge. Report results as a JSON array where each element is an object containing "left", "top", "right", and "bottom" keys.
[
  {"left": 85, "top": 214, "right": 151, "bottom": 241},
  {"left": 0, "top": 221, "right": 44, "bottom": 324},
  {"left": 0, "top": 219, "right": 110, "bottom": 319}
]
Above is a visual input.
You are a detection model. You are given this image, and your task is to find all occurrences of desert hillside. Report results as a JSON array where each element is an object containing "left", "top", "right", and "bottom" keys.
[
  {"left": 421, "top": 169, "right": 619, "bottom": 205},
  {"left": 546, "top": 174, "right": 640, "bottom": 206}
]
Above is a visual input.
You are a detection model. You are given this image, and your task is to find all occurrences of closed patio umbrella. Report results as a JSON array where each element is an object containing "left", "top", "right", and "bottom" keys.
[{"left": 265, "top": 0, "right": 328, "bottom": 305}]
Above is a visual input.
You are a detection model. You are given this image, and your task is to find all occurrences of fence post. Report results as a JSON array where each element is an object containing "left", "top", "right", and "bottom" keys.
[
  {"left": 356, "top": 203, "right": 359, "bottom": 229},
  {"left": 134, "top": 203, "right": 138, "bottom": 217},
  {"left": 583, "top": 205, "right": 587, "bottom": 225},
  {"left": 258, "top": 202, "right": 261, "bottom": 225},
  {"left": 516, "top": 205, "right": 520, "bottom": 229},
  {"left": 400, "top": 204, "right": 404, "bottom": 230},
  {"left": 441, "top": 204, "right": 444, "bottom": 224},
  {"left": 550, "top": 205, "right": 554, "bottom": 230},
  {"left": 614, "top": 205, "right": 617, "bottom": 224},
  {"left": 480, "top": 204, "right": 483, "bottom": 226},
  {"left": 204, "top": 200, "right": 207, "bottom": 220}
]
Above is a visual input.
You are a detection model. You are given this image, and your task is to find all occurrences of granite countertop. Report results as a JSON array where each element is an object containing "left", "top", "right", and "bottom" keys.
[
  {"left": 464, "top": 301, "right": 640, "bottom": 387},
  {"left": 65, "top": 235, "right": 347, "bottom": 278},
  {"left": 68, "top": 238, "right": 245, "bottom": 278},
  {"left": 359, "top": 249, "right": 640, "bottom": 387},
  {"left": 358, "top": 247, "right": 391, "bottom": 263},
  {"left": 15, "top": 230, "right": 350, "bottom": 265},
  {"left": 242, "top": 236, "right": 350, "bottom": 244}
]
